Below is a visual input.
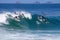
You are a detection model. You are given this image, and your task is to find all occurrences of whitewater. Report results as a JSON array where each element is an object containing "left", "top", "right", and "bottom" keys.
[
  {"left": 0, "top": 11, "right": 32, "bottom": 24},
  {"left": 0, "top": 4, "right": 60, "bottom": 40},
  {"left": 0, "top": 11, "right": 60, "bottom": 40}
]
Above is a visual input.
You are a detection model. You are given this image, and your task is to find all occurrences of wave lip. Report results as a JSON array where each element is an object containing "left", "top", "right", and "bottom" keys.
[{"left": 0, "top": 11, "right": 32, "bottom": 24}]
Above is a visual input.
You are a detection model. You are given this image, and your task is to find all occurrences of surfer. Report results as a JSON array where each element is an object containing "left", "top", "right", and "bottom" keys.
[
  {"left": 22, "top": 13, "right": 25, "bottom": 18},
  {"left": 38, "top": 15, "right": 49, "bottom": 24},
  {"left": 14, "top": 12, "right": 20, "bottom": 21},
  {"left": 15, "top": 16, "right": 18, "bottom": 19},
  {"left": 14, "top": 15, "right": 18, "bottom": 21},
  {"left": 14, "top": 12, "right": 18, "bottom": 15},
  {"left": 13, "top": 12, "right": 17, "bottom": 18}
]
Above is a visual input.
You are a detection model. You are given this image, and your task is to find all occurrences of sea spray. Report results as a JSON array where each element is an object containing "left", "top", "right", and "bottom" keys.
[{"left": 0, "top": 11, "right": 60, "bottom": 30}]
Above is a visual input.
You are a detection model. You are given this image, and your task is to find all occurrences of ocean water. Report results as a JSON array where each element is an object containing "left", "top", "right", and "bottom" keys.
[{"left": 0, "top": 4, "right": 60, "bottom": 40}]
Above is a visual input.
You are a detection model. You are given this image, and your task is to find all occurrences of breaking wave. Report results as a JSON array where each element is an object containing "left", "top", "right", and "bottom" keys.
[{"left": 0, "top": 11, "right": 60, "bottom": 30}]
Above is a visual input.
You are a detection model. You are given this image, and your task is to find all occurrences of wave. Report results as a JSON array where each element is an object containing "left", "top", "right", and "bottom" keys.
[{"left": 0, "top": 11, "right": 60, "bottom": 30}]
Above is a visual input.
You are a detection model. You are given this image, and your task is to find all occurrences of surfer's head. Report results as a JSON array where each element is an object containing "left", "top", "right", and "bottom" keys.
[{"left": 15, "top": 16, "right": 18, "bottom": 19}]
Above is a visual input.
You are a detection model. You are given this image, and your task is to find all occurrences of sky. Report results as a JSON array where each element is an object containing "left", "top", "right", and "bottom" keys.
[{"left": 0, "top": 0, "right": 60, "bottom": 3}]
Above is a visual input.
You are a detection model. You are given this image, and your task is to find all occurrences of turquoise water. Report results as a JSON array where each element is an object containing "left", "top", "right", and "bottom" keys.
[
  {"left": 1, "top": 14, "right": 60, "bottom": 30},
  {"left": 0, "top": 4, "right": 60, "bottom": 40}
]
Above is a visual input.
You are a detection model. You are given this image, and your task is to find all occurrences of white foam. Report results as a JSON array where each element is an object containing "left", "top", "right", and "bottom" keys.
[
  {"left": 0, "top": 11, "right": 32, "bottom": 24},
  {"left": 20, "top": 11, "right": 32, "bottom": 19},
  {"left": 0, "top": 12, "right": 18, "bottom": 24},
  {"left": 0, "top": 13, "right": 7, "bottom": 24},
  {"left": 0, "top": 29, "right": 60, "bottom": 40}
]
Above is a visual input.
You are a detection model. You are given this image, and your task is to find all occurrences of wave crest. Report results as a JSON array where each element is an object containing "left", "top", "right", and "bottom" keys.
[{"left": 0, "top": 11, "right": 60, "bottom": 30}]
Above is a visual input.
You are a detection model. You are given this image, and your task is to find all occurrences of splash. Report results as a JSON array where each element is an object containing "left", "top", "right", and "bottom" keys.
[
  {"left": 0, "top": 11, "right": 32, "bottom": 24},
  {"left": 0, "top": 11, "right": 60, "bottom": 30}
]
